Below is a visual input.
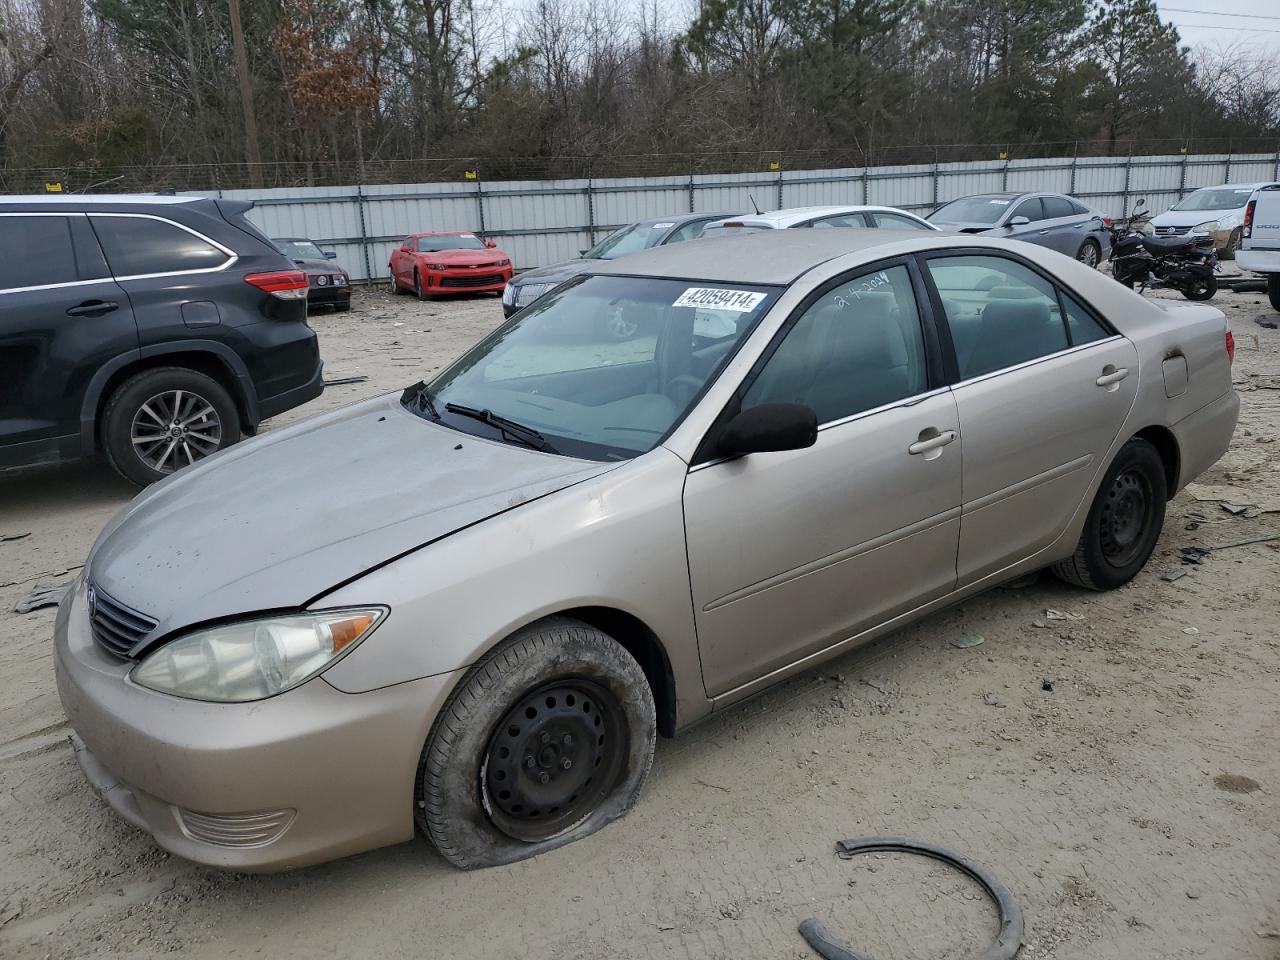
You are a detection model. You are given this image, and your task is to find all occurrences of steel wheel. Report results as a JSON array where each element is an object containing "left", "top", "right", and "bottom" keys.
[
  {"left": 482, "top": 678, "right": 626, "bottom": 843},
  {"left": 1098, "top": 469, "right": 1152, "bottom": 568},
  {"left": 129, "top": 389, "right": 222, "bottom": 475}
]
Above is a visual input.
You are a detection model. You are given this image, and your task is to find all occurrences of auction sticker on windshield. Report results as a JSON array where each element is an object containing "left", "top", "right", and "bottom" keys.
[{"left": 674, "top": 287, "right": 767, "bottom": 312}]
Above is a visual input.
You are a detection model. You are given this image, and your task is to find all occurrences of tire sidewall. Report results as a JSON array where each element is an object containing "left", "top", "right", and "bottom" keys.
[
  {"left": 1077, "top": 240, "right": 1100, "bottom": 269},
  {"left": 1079, "top": 439, "right": 1167, "bottom": 589},
  {"left": 419, "top": 620, "right": 656, "bottom": 869},
  {"left": 1267, "top": 274, "right": 1280, "bottom": 312},
  {"left": 102, "top": 368, "right": 240, "bottom": 486}
]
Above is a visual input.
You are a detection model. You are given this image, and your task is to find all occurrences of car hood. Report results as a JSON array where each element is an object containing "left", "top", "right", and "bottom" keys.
[
  {"left": 1152, "top": 208, "right": 1244, "bottom": 228},
  {"left": 293, "top": 258, "right": 344, "bottom": 275},
  {"left": 86, "top": 394, "right": 614, "bottom": 639},
  {"left": 419, "top": 249, "right": 508, "bottom": 266},
  {"left": 511, "top": 259, "right": 597, "bottom": 285},
  {"left": 927, "top": 219, "right": 1004, "bottom": 234}
]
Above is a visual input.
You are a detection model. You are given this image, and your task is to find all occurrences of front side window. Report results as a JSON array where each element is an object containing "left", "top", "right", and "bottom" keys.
[
  {"left": 742, "top": 264, "right": 927, "bottom": 424},
  {"left": 870, "top": 212, "right": 933, "bottom": 231},
  {"left": 91, "top": 216, "right": 229, "bottom": 277},
  {"left": 411, "top": 275, "right": 779, "bottom": 459},
  {"left": 1041, "top": 196, "right": 1076, "bottom": 219},
  {"left": 927, "top": 256, "right": 1069, "bottom": 379},
  {"left": 0, "top": 216, "right": 77, "bottom": 289},
  {"left": 1010, "top": 197, "right": 1045, "bottom": 223}
]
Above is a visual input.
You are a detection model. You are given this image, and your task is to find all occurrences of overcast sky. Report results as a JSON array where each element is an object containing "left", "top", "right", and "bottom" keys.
[{"left": 1154, "top": 0, "right": 1280, "bottom": 56}]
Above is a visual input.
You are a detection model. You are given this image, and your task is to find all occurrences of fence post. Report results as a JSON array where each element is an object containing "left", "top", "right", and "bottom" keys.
[
  {"left": 861, "top": 166, "right": 869, "bottom": 205},
  {"left": 1068, "top": 143, "right": 1078, "bottom": 196},
  {"left": 1179, "top": 151, "right": 1188, "bottom": 199},
  {"left": 1122, "top": 150, "right": 1134, "bottom": 217},
  {"left": 356, "top": 182, "right": 372, "bottom": 283},
  {"left": 777, "top": 164, "right": 784, "bottom": 209},
  {"left": 586, "top": 177, "right": 596, "bottom": 245},
  {"left": 1224, "top": 142, "right": 1232, "bottom": 183},
  {"left": 1001, "top": 152, "right": 1009, "bottom": 192},
  {"left": 1274, "top": 143, "right": 1280, "bottom": 180},
  {"left": 475, "top": 171, "right": 487, "bottom": 236},
  {"left": 932, "top": 149, "right": 939, "bottom": 208},
  {"left": 688, "top": 171, "right": 695, "bottom": 213}
]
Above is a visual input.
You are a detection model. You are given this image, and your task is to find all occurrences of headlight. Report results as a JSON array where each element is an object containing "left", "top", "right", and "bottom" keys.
[
  {"left": 1192, "top": 220, "right": 1220, "bottom": 234},
  {"left": 427, "top": 263, "right": 448, "bottom": 271},
  {"left": 131, "top": 608, "right": 385, "bottom": 702},
  {"left": 502, "top": 283, "right": 516, "bottom": 306},
  {"left": 496, "top": 258, "right": 511, "bottom": 267},
  {"left": 516, "top": 282, "right": 552, "bottom": 307}
]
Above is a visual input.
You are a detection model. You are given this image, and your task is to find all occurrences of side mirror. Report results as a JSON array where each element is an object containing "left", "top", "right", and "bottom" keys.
[
  {"left": 324, "top": 250, "right": 338, "bottom": 260},
  {"left": 1134, "top": 198, "right": 1147, "bottom": 210},
  {"left": 579, "top": 249, "right": 589, "bottom": 257},
  {"left": 717, "top": 403, "right": 817, "bottom": 458},
  {"left": 485, "top": 239, "right": 497, "bottom": 248},
  {"left": 1008, "top": 216, "right": 1030, "bottom": 227}
]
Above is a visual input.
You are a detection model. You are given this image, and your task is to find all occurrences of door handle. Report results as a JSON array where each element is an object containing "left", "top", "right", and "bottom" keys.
[
  {"left": 908, "top": 428, "right": 957, "bottom": 458},
  {"left": 1038, "top": 229, "right": 1050, "bottom": 235},
  {"left": 66, "top": 300, "right": 119, "bottom": 317},
  {"left": 1096, "top": 366, "right": 1130, "bottom": 389}
]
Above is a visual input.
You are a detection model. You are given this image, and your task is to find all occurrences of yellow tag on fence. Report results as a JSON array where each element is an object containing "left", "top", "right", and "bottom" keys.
[
  {"left": 44, "top": 181, "right": 64, "bottom": 193},
  {"left": 464, "top": 169, "right": 478, "bottom": 181}
]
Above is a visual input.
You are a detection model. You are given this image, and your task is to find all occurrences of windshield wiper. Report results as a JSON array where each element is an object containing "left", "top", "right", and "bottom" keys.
[
  {"left": 444, "top": 403, "right": 560, "bottom": 454},
  {"left": 401, "top": 381, "right": 440, "bottom": 419}
]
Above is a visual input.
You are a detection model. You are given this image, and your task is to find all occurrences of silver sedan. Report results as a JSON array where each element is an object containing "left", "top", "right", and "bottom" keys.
[{"left": 56, "top": 230, "right": 1238, "bottom": 871}]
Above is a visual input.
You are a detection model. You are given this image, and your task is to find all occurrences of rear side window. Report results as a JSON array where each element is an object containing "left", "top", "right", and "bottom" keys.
[
  {"left": 809, "top": 214, "right": 870, "bottom": 229},
  {"left": 0, "top": 216, "right": 77, "bottom": 290},
  {"left": 1062, "top": 292, "right": 1111, "bottom": 345},
  {"left": 1068, "top": 199, "right": 1091, "bottom": 215},
  {"left": 926, "top": 256, "right": 1068, "bottom": 379},
  {"left": 870, "top": 212, "right": 933, "bottom": 231},
  {"left": 91, "top": 215, "right": 230, "bottom": 277},
  {"left": 667, "top": 220, "right": 712, "bottom": 243},
  {"left": 1042, "top": 196, "right": 1076, "bottom": 219}
]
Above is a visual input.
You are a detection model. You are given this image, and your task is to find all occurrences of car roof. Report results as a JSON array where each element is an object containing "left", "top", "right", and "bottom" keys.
[
  {"left": 0, "top": 194, "right": 199, "bottom": 206},
  {"left": 273, "top": 236, "right": 311, "bottom": 242},
  {"left": 409, "top": 231, "right": 480, "bottom": 238},
  {"left": 587, "top": 229, "right": 954, "bottom": 284},
  {"left": 706, "top": 205, "right": 926, "bottom": 229},
  {"left": 634, "top": 212, "right": 741, "bottom": 227},
  {"left": 1187, "top": 181, "right": 1277, "bottom": 190}
]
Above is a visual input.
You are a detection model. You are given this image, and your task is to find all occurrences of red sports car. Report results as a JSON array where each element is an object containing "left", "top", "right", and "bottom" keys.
[{"left": 389, "top": 232, "right": 514, "bottom": 299}]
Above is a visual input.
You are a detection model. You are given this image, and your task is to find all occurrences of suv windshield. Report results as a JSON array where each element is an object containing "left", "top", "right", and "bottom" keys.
[
  {"left": 407, "top": 275, "right": 780, "bottom": 460},
  {"left": 583, "top": 223, "right": 669, "bottom": 260},
  {"left": 416, "top": 235, "right": 487, "bottom": 252},
  {"left": 1171, "top": 188, "right": 1256, "bottom": 211},
  {"left": 275, "top": 239, "right": 326, "bottom": 261},
  {"left": 928, "top": 197, "right": 1012, "bottom": 224}
]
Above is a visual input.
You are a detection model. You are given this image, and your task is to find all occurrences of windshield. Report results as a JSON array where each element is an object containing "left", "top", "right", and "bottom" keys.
[
  {"left": 928, "top": 197, "right": 1012, "bottom": 224},
  {"left": 1171, "top": 188, "right": 1255, "bottom": 211},
  {"left": 275, "top": 239, "right": 326, "bottom": 260},
  {"left": 416, "top": 235, "right": 487, "bottom": 252},
  {"left": 583, "top": 223, "right": 669, "bottom": 260},
  {"left": 409, "top": 275, "right": 780, "bottom": 460}
]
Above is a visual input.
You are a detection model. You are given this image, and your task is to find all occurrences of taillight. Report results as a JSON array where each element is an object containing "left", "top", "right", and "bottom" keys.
[
  {"left": 722, "top": 221, "right": 744, "bottom": 228},
  {"left": 1102, "top": 215, "right": 1113, "bottom": 227},
  {"left": 244, "top": 270, "right": 308, "bottom": 300},
  {"left": 1243, "top": 200, "right": 1256, "bottom": 239},
  {"left": 1225, "top": 330, "right": 1235, "bottom": 364}
]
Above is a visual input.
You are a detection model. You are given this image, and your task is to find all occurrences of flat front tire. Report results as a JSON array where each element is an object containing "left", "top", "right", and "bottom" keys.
[
  {"left": 417, "top": 617, "right": 656, "bottom": 869},
  {"left": 1053, "top": 437, "right": 1167, "bottom": 591},
  {"left": 101, "top": 367, "right": 241, "bottom": 486}
]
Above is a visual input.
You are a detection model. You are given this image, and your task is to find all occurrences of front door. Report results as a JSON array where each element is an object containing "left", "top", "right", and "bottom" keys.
[
  {"left": 923, "top": 253, "right": 1139, "bottom": 583},
  {"left": 683, "top": 262, "right": 962, "bottom": 698}
]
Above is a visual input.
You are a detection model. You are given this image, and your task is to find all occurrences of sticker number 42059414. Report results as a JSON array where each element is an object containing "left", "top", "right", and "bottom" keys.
[{"left": 673, "top": 287, "right": 767, "bottom": 312}]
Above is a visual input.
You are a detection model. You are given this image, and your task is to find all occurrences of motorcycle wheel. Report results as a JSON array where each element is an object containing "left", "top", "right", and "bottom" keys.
[{"left": 1183, "top": 276, "right": 1217, "bottom": 301}]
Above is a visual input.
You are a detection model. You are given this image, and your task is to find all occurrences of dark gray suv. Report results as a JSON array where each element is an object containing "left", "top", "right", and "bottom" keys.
[{"left": 0, "top": 194, "right": 323, "bottom": 484}]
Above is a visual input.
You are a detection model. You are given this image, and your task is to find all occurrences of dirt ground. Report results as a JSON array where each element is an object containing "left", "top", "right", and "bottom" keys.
[{"left": 1, "top": 278, "right": 1278, "bottom": 960}]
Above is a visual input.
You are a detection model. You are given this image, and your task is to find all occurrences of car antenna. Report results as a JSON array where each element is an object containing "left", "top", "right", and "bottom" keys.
[{"left": 749, "top": 194, "right": 762, "bottom": 216}]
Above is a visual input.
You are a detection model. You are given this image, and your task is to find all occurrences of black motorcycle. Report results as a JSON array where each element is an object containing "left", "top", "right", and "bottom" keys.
[{"left": 1108, "top": 199, "right": 1218, "bottom": 301}]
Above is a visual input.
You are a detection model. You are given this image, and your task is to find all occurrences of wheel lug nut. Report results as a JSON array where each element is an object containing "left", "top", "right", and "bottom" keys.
[
  {"left": 539, "top": 772, "right": 550, "bottom": 784},
  {"left": 561, "top": 758, "right": 572, "bottom": 770},
  {"left": 524, "top": 756, "right": 535, "bottom": 769},
  {"left": 540, "top": 732, "right": 551, "bottom": 745},
  {"left": 562, "top": 734, "right": 573, "bottom": 746}
]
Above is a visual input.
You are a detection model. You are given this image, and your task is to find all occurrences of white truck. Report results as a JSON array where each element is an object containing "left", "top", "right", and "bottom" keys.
[{"left": 1237, "top": 184, "right": 1280, "bottom": 311}]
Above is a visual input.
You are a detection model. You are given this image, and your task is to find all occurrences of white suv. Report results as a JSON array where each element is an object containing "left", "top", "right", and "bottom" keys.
[{"left": 1236, "top": 185, "right": 1280, "bottom": 311}]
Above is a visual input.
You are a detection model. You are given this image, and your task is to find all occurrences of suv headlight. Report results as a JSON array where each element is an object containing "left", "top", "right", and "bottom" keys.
[
  {"left": 1192, "top": 220, "right": 1221, "bottom": 234},
  {"left": 131, "top": 608, "right": 386, "bottom": 702}
]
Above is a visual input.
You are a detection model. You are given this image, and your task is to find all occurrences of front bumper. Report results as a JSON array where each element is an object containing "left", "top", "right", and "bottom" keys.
[
  {"left": 306, "top": 285, "right": 352, "bottom": 307},
  {"left": 1236, "top": 248, "right": 1280, "bottom": 275},
  {"left": 54, "top": 578, "right": 460, "bottom": 871},
  {"left": 424, "top": 265, "right": 512, "bottom": 295}
]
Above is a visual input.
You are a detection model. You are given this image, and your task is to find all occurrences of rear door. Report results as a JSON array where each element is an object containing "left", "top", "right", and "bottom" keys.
[
  {"left": 922, "top": 252, "right": 1139, "bottom": 584},
  {"left": 1039, "top": 195, "right": 1088, "bottom": 255},
  {"left": 683, "top": 261, "right": 961, "bottom": 697},
  {"left": 0, "top": 213, "right": 137, "bottom": 460}
]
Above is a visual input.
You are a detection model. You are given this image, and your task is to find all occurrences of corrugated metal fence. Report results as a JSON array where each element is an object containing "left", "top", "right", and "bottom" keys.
[{"left": 190, "top": 151, "right": 1280, "bottom": 282}]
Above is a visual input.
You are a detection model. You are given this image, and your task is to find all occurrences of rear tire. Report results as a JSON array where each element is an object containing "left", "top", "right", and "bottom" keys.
[
  {"left": 417, "top": 617, "right": 655, "bottom": 870},
  {"left": 101, "top": 367, "right": 241, "bottom": 486},
  {"left": 1268, "top": 274, "right": 1280, "bottom": 312},
  {"left": 1182, "top": 275, "right": 1217, "bottom": 301},
  {"left": 1053, "top": 438, "right": 1166, "bottom": 591},
  {"left": 1076, "top": 239, "right": 1101, "bottom": 269}
]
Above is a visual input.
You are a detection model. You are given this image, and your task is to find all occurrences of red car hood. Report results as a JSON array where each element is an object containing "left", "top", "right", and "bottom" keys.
[{"left": 418, "top": 248, "right": 507, "bottom": 266}]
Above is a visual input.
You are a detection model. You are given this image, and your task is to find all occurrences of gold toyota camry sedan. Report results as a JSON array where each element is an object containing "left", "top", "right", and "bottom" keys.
[{"left": 56, "top": 229, "right": 1238, "bottom": 871}]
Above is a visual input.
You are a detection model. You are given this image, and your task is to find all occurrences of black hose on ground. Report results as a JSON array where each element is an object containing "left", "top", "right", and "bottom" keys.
[{"left": 799, "top": 836, "right": 1025, "bottom": 960}]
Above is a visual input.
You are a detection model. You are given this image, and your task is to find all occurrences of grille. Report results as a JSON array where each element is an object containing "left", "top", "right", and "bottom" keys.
[
  {"left": 88, "top": 583, "right": 157, "bottom": 659},
  {"left": 176, "top": 807, "right": 296, "bottom": 847},
  {"left": 1155, "top": 225, "right": 1190, "bottom": 236},
  {"left": 441, "top": 273, "right": 503, "bottom": 288}
]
